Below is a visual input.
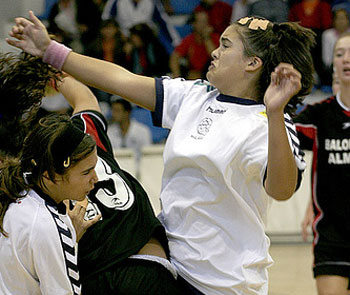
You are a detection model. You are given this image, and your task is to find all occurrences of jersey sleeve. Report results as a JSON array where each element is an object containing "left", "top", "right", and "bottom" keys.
[
  {"left": 294, "top": 103, "right": 320, "bottom": 150},
  {"left": 31, "top": 209, "right": 80, "bottom": 295},
  {"left": 71, "top": 110, "right": 114, "bottom": 155},
  {"left": 284, "top": 113, "right": 306, "bottom": 172},
  {"left": 152, "top": 77, "right": 208, "bottom": 129}
]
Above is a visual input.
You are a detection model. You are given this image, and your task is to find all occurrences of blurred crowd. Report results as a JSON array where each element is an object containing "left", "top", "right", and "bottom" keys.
[{"left": 38, "top": 0, "right": 350, "bottom": 148}]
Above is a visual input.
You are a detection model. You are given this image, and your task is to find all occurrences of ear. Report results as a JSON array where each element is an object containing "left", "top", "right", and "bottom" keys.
[{"left": 245, "top": 56, "right": 263, "bottom": 72}]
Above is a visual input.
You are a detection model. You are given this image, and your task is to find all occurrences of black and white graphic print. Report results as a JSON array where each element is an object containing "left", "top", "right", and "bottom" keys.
[{"left": 46, "top": 205, "right": 81, "bottom": 295}]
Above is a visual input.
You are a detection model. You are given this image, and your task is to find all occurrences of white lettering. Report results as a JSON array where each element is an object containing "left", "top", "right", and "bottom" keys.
[
  {"left": 325, "top": 139, "right": 350, "bottom": 151},
  {"left": 343, "top": 152, "right": 350, "bottom": 164},
  {"left": 328, "top": 152, "right": 350, "bottom": 164},
  {"left": 329, "top": 153, "right": 336, "bottom": 164},
  {"left": 325, "top": 139, "right": 330, "bottom": 150}
]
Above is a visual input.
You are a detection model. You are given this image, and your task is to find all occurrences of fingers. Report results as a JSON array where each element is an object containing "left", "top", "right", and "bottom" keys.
[
  {"left": 5, "top": 38, "right": 21, "bottom": 48},
  {"left": 273, "top": 63, "right": 301, "bottom": 80},
  {"left": 29, "top": 10, "right": 44, "bottom": 28},
  {"left": 14, "top": 17, "right": 33, "bottom": 28},
  {"left": 87, "top": 214, "right": 102, "bottom": 227}
]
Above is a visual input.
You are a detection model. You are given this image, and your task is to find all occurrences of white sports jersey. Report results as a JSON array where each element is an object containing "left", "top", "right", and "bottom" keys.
[
  {"left": 154, "top": 78, "right": 305, "bottom": 295},
  {"left": 0, "top": 190, "right": 81, "bottom": 295}
]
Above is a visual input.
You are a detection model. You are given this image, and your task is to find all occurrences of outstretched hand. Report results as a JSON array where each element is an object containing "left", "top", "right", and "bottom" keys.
[
  {"left": 264, "top": 63, "right": 302, "bottom": 115},
  {"left": 6, "top": 10, "right": 51, "bottom": 57},
  {"left": 64, "top": 198, "right": 101, "bottom": 242}
]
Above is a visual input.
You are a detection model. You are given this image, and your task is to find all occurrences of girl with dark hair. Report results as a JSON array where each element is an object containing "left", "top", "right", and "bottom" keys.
[
  {"left": 7, "top": 12, "right": 315, "bottom": 294},
  {"left": 0, "top": 113, "right": 98, "bottom": 294},
  {"left": 125, "top": 22, "right": 170, "bottom": 77}
]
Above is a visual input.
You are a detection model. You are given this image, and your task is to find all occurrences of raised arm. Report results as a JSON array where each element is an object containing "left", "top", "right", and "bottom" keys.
[
  {"left": 7, "top": 11, "right": 156, "bottom": 111},
  {"left": 58, "top": 75, "right": 100, "bottom": 114},
  {"left": 263, "top": 63, "right": 300, "bottom": 201}
]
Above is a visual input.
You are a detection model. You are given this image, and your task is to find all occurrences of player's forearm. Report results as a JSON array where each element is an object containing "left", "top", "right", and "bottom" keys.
[{"left": 265, "top": 111, "right": 298, "bottom": 200}]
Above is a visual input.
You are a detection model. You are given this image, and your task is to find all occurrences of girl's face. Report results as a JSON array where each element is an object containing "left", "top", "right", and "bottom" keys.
[
  {"left": 206, "top": 25, "right": 249, "bottom": 93},
  {"left": 53, "top": 148, "right": 98, "bottom": 202},
  {"left": 333, "top": 35, "right": 350, "bottom": 85},
  {"left": 334, "top": 10, "right": 349, "bottom": 33}
]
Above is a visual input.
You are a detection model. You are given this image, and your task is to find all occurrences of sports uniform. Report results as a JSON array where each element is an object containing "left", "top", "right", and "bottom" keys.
[
  {"left": 152, "top": 77, "right": 306, "bottom": 295},
  {"left": 70, "top": 110, "right": 185, "bottom": 294},
  {"left": 294, "top": 93, "right": 350, "bottom": 279},
  {"left": 0, "top": 189, "right": 80, "bottom": 295}
]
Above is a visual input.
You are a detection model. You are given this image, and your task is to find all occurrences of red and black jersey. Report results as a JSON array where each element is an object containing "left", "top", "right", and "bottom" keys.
[
  {"left": 71, "top": 110, "right": 168, "bottom": 281},
  {"left": 294, "top": 95, "right": 350, "bottom": 246}
]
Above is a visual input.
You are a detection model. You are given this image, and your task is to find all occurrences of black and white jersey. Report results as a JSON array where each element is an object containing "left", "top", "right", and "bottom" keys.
[
  {"left": 0, "top": 190, "right": 80, "bottom": 295},
  {"left": 295, "top": 94, "right": 350, "bottom": 245},
  {"left": 71, "top": 110, "right": 168, "bottom": 281}
]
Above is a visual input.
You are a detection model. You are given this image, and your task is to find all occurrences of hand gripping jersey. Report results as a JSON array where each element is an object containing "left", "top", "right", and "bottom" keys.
[
  {"left": 71, "top": 111, "right": 169, "bottom": 281},
  {"left": 152, "top": 77, "right": 306, "bottom": 295},
  {"left": 294, "top": 94, "right": 350, "bottom": 246},
  {"left": 0, "top": 190, "right": 80, "bottom": 295}
]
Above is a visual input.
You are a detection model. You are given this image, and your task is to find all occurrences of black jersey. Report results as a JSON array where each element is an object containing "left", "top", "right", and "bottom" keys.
[
  {"left": 71, "top": 110, "right": 168, "bottom": 281},
  {"left": 294, "top": 96, "right": 350, "bottom": 246}
]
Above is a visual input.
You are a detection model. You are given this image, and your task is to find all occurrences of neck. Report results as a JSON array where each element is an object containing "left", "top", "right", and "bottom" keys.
[
  {"left": 339, "top": 85, "right": 350, "bottom": 108},
  {"left": 39, "top": 179, "right": 61, "bottom": 204},
  {"left": 119, "top": 120, "right": 130, "bottom": 136}
]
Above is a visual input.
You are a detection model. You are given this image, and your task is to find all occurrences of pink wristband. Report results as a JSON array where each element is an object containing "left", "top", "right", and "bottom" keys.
[{"left": 42, "top": 41, "right": 72, "bottom": 70}]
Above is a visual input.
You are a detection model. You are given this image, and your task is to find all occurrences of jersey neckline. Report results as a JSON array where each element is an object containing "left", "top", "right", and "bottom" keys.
[{"left": 216, "top": 94, "right": 263, "bottom": 105}]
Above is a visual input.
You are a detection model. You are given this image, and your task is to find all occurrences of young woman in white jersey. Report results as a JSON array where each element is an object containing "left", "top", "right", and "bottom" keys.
[
  {"left": 7, "top": 12, "right": 315, "bottom": 294},
  {"left": 0, "top": 113, "right": 98, "bottom": 295}
]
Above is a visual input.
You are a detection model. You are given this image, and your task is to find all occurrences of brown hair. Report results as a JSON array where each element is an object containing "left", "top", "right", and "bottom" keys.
[
  {"left": 235, "top": 17, "right": 316, "bottom": 114},
  {"left": 0, "top": 52, "right": 61, "bottom": 158},
  {"left": 0, "top": 113, "right": 96, "bottom": 236}
]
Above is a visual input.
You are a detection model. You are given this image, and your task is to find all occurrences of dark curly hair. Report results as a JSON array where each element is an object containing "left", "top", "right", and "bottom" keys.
[{"left": 0, "top": 52, "right": 61, "bottom": 158}]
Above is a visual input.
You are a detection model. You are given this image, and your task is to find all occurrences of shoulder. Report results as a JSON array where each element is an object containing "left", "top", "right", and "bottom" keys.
[{"left": 5, "top": 192, "right": 54, "bottom": 236}]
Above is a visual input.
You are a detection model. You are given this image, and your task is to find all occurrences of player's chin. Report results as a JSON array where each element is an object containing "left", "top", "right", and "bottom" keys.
[
  {"left": 77, "top": 194, "right": 87, "bottom": 201},
  {"left": 206, "top": 70, "right": 213, "bottom": 82}
]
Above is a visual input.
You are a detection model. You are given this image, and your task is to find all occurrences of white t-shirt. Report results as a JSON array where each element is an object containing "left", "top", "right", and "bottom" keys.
[
  {"left": 0, "top": 190, "right": 80, "bottom": 295},
  {"left": 154, "top": 78, "right": 305, "bottom": 295},
  {"left": 107, "top": 119, "right": 152, "bottom": 160}
]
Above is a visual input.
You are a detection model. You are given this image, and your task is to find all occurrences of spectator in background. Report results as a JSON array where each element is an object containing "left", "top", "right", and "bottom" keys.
[
  {"left": 248, "top": 0, "right": 289, "bottom": 22},
  {"left": 289, "top": 0, "right": 333, "bottom": 88},
  {"left": 230, "top": 0, "right": 257, "bottom": 21},
  {"left": 47, "top": 0, "right": 101, "bottom": 53},
  {"left": 124, "top": 23, "right": 170, "bottom": 77},
  {"left": 84, "top": 19, "right": 127, "bottom": 107},
  {"left": 322, "top": 7, "right": 350, "bottom": 86},
  {"left": 107, "top": 97, "right": 152, "bottom": 177},
  {"left": 169, "top": 10, "right": 219, "bottom": 79},
  {"left": 102, "top": 0, "right": 181, "bottom": 54},
  {"left": 194, "top": 0, "right": 233, "bottom": 35}
]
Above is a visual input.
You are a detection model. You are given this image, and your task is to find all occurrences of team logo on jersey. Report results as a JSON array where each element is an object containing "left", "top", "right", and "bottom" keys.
[
  {"left": 197, "top": 118, "right": 213, "bottom": 136},
  {"left": 206, "top": 106, "right": 226, "bottom": 114},
  {"left": 92, "top": 157, "right": 135, "bottom": 210},
  {"left": 342, "top": 122, "right": 350, "bottom": 129}
]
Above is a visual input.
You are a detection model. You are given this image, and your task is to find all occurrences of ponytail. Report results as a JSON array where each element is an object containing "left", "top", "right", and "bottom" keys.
[
  {"left": 235, "top": 17, "right": 316, "bottom": 114},
  {"left": 0, "top": 158, "right": 28, "bottom": 237}
]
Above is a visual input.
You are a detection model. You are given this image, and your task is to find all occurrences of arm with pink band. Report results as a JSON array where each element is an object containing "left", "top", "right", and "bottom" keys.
[{"left": 42, "top": 41, "right": 72, "bottom": 70}]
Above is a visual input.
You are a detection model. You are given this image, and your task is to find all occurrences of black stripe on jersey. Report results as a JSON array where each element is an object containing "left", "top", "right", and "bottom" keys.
[
  {"left": 284, "top": 115, "right": 306, "bottom": 163},
  {"left": 46, "top": 203, "right": 81, "bottom": 295}
]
